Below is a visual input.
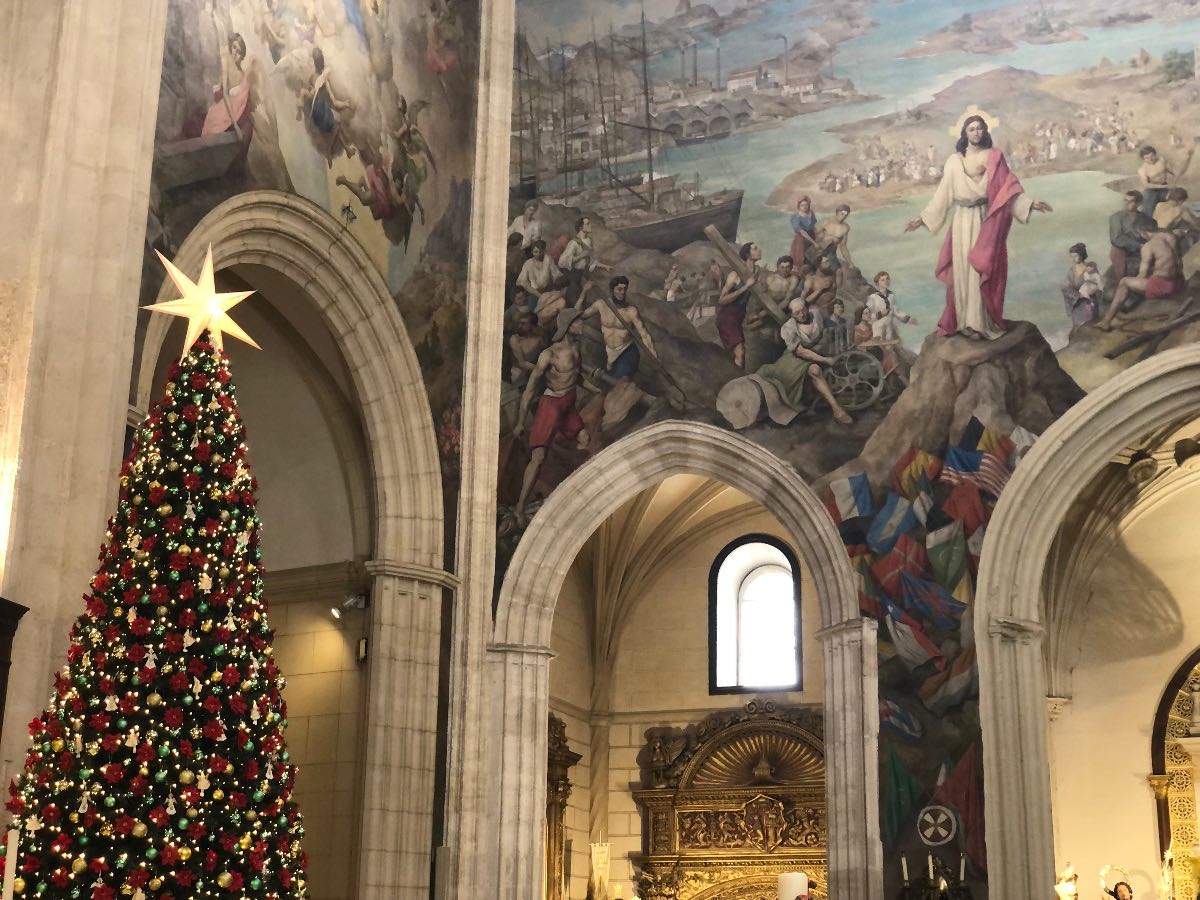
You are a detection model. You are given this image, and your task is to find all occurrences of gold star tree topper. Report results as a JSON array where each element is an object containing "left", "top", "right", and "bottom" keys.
[{"left": 145, "top": 246, "right": 260, "bottom": 358}]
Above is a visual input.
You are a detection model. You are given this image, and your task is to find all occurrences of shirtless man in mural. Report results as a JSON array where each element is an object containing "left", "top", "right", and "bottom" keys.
[
  {"left": 796, "top": 255, "right": 840, "bottom": 323},
  {"left": 516, "top": 240, "right": 569, "bottom": 326},
  {"left": 508, "top": 312, "right": 546, "bottom": 388},
  {"left": 513, "top": 308, "right": 591, "bottom": 526},
  {"left": 580, "top": 276, "right": 662, "bottom": 430},
  {"left": 813, "top": 204, "right": 854, "bottom": 288},
  {"left": 1097, "top": 224, "right": 1185, "bottom": 331}
]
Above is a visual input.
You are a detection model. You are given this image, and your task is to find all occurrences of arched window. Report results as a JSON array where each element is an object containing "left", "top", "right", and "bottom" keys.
[{"left": 709, "top": 534, "right": 801, "bottom": 694}]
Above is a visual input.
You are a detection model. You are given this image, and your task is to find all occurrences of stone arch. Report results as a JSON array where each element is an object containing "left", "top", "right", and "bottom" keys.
[
  {"left": 134, "top": 190, "right": 443, "bottom": 568},
  {"left": 490, "top": 421, "right": 882, "bottom": 900},
  {"left": 974, "top": 343, "right": 1200, "bottom": 899},
  {"left": 134, "top": 190, "right": 450, "bottom": 896}
]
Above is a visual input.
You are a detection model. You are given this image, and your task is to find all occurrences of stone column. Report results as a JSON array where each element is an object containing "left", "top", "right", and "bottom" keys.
[
  {"left": 357, "top": 559, "right": 457, "bottom": 898},
  {"left": 0, "top": 0, "right": 167, "bottom": 782},
  {"left": 816, "top": 618, "right": 884, "bottom": 900},
  {"left": 978, "top": 614, "right": 1055, "bottom": 898},
  {"left": 490, "top": 642, "right": 554, "bottom": 900}
]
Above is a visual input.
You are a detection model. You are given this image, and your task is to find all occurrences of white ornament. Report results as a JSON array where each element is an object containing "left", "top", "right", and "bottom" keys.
[
  {"left": 250, "top": 702, "right": 261, "bottom": 724},
  {"left": 145, "top": 646, "right": 157, "bottom": 669},
  {"left": 198, "top": 572, "right": 213, "bottom": 592},
  {"left": 183, "top": 630, "right": 197, "bottom": 649},
  {"left": 197, "top": 772, "right": 210, "bottom": 793},
  {"left": 24, "top": 814, "right": 43, "bottom": 833},
  {"left": 77, "top": 793, "right": 89, "bottom": 814},
  {"left": 73, "top": 733, "right": 83, "bottom": 754},
  {"left": 184, "top": 500, "right": 196, "bottom": 521},
  {"left": 192, "top": 677, "right": 203, "bottom": 696},
  {"left": 127, "top": 607, "right": 137, "bottom": 624},
  {"left": 125, "top": 727, "right": 139, "bottom": 749},
  {"left": 104, "top": 696, "right": 118, "bottom": 712},
  {"left": 165, "top": 795, "right": 176, "bottom": 816}
]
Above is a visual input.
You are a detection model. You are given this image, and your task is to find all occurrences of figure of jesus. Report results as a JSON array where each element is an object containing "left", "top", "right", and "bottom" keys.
[{"left": 905, "top": 109, "right": 1053, "bottom": 340}]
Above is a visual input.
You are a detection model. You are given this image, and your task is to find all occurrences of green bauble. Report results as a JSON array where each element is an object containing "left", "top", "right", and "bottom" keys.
[
  {"left": 243, "top": 740, "right": 254, "bottom": 752},
  {"left": 158, "top": 745, "right": 170, "bottom": 758},
  {"left": 104, "top": 796, "right": 115, "bottom": 808},
  {"left": 116, "top": 853, "right": 128, "bottom": 869},
  {"left": 281, "top": 751, "right": 290, "bottom": 762},
  {"left": 169, "top": 571, "right": 180, "bottom": 583},
  {"left": 213, "top": 645, "right": 225, "bottom": 656},
  {"left": 250, "top": 878, "right": 261, "bottom": 891},
  {"left": 131, "top": 675, "right": 140, "bottom": 687},
  {"left": 116, "top": 719, "right": 127, "bottom": 730},
  {"left": 252, "top": 790, "right": 265, "bottom": 803},
  {"left": 155, "top": 771, "right": 166, "bottom": 783},
  {"left": 36, "top": 882, "right": 46, "bottom": 894},
  {"left": 198, "top": 603, "right": 209, "bottom": 614},
  {"left": 80, "top": 768, "right": 92, "bottom": 780},
  {"left": 182, "top": 695, "right": 193, "bottom": 706},
  {"left": 145, "top": 848, "right": 156, "bottom": 859},
  {"left": 78, "top": 835, "right": 89, "bottom": 847},
  {"left": 277, "top": 814, "right": 287, "bottom": 827},
  {"left": 177, "top": 818, "right": 188, "bottom": 830},
  {"left": 41, "top": 742, "right": 50, "bottom": 753}
]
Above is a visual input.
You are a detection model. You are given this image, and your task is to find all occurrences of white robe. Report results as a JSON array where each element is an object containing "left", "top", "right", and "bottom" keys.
[{"left": 921, "top": 153, "right": 1033, "bottom": 338}]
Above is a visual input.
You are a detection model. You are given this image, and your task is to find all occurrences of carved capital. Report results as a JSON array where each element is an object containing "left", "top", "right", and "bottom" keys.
[
  {"left": 814, "top": 617, "right": 876, "bottom": 644},
  {"left": 988, "top": 614, "right": 1045, "bottom": 644},
  {"left": 1148, "top": 773, "right": 1171, "bottom": 800},
  {"left": 1046, "top": 696, "right": 1071, "bottom": 722}
]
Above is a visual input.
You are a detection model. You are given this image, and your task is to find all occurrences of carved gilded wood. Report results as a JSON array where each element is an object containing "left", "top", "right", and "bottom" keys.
[{"left": 633, "top": 700, "right": 827, "bottom": 900}]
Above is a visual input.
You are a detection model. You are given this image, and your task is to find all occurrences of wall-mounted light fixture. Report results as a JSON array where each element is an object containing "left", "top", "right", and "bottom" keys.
[{"left": 330, "top": 592, "right": 368, "bottom": 621}]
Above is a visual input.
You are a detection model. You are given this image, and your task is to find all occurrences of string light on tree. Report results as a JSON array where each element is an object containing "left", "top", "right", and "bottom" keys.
[{"left": 2, "top": 250, "right": 307, "bottom": 898}]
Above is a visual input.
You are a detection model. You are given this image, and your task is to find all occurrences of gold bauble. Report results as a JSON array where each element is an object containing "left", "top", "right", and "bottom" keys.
[
  {"left": 112, "top": 607, "right": 123, "bottom": 619},
  {"left": 186, "top": 807, "right": 198, "bottom": 819},
  {"left": 132, "top": 494, "right": 143, "bottom": 505},
  {"left": 167, "top": 460, "right": 179, "bottom": 471},
  {"left": 157, "top": 504, "right": 173, "bottom": 516},
  {"left": 71, "top": 857, "right": 87, "bottom": 874},
  {"left": 238, "top": 834, "right": 251, "bottom": 850},
  {"left": 216, "top": 873, "right": 233, "bottom": 889},
  {"left": 138, "top": 766, "right": 149, "bottom": 777},
  {"left": 166, "top": 412, "right": 177, "bottom": 423},
  {"left": 177, "top": 847, "right": 192, "bottom": 862},
  {"left": 204, "top": 426, "right": 215, "bottom": 435},
  {"left": 68, "top": 812, "right": 79, "bottom": 824},
  {"left": 212, "top": 454, "right": 225, "bottom": 465},
  {"left": 218, "top": 567, "right": 230, "bottom": 579},
  {"left": 245, "top": 810, "right": 257, "bottom": 822},
  {"left": 212, "top": 788, "right": 225, "bottom": 800},
  {"left": 179, "top": 770, "right": 195, "bottom": 785},
  {"left": 146, "top": 693, "right": 162, "bottom": 707},
  {"left": 14, "top": 876, "right": 26, "bottom": 893},
  {"left": 134, "top": 550, "right": 149, "bottom": 561},
  {"left": 209, "top": 488, "right": 222, "bottom": 500},
  {"left": 120, "top": 886, "right": 133, "bottom": 897},
  {"left": 219, "top": 511, "right": 230, "bottom": 521},
  {"left": 148, "top": 878, "right": 162, "bottom": 891},
  {"left": 157, "top": 605, "right": 168, "bottom": 617},
  {"left": 210, "top": 670, "right": 222, "bottom": 683},
  {"left": 50, "top": 739, "right": 64, "bottom": 753},
  {"left": 177, "top": 545, "right": 191, "bottom": 556},
  {"left": 132, "top": 822, "right": 147, "bottom": 838},
  {"left": 200, "top": 620, "right": 213, "bottom": 633},
  {"left": 225, "top": 763, "right": 234, "bottom": 774}
]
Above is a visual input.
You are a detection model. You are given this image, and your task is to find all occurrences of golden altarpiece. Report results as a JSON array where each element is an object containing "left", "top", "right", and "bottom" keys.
[{"left": 632, "top": 700, "right": 827, "bottom": 900}]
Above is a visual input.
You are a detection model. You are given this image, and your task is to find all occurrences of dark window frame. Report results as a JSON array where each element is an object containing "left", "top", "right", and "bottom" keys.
[{"left": 708, "top": 533, "right": 802, "bottom": 695}]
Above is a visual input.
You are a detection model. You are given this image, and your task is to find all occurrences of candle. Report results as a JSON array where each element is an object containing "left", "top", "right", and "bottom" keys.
[
  {"left": 2, "top": 828, "right": 19, "bottom": 900},
  {"left": 927, "top": 854, "right": 934, "bottom": 880},
  {"left": 901, "top": 854, "right": 909, "bottom": 883},
  {"left": 777, "top": 872, "right": 809, "bottom": 900},
  {"left": 959, "top": 852, "right": 965, "bottom": 881}
]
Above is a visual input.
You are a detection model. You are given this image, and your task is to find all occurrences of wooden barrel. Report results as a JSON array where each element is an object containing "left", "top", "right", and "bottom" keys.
[{"left": 716, "top": 377, "right": 766, "bottom": 430}]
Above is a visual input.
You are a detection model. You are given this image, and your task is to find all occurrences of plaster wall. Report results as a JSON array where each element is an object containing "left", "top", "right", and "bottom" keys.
[
  {"left": 550, "top": 513, "right": 825, "bottom": 898},
  {"left": 1049, "top": 479, "right": 1200, "bottom": 896}
]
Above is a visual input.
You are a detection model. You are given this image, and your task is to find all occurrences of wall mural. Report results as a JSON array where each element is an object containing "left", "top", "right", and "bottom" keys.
[
  {"left": 142, "top": 0, "right": 479, "bottom": 558},
  {"left": 495, "top": 0, "right": 1200, "bottom": 892}
]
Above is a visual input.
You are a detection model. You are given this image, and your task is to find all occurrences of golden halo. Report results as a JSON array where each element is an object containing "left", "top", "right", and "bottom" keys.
[
  {"left": 1100, "top": 864, "right": 1130, "bottom": 895},
  {"left": 948, "top": 105, "right": 1000, "bottom": 138}
]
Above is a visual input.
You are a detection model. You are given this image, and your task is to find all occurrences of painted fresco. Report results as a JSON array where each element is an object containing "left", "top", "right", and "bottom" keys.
[
  {"left": 143, "top": 0, "right": 479, "bottom": 552},
  {"left": 497, "top": 0, "right": 1200, "bottom": 892}
]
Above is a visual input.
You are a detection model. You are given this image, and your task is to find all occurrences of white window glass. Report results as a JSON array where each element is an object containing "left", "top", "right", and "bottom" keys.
[{"left": 713, "top": 539, "right": 799, "bottom": 691}]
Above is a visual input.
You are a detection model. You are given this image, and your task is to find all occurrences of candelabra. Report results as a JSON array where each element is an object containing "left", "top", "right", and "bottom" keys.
[{"left": 896, "top": 854, "right": 973, "bottom": 900}]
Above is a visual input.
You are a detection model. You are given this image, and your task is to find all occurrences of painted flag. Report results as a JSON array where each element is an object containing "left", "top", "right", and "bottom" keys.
[
  {"left": 933, "top": 742, "right": 987, "bottom": 870},
  {"left": 881, "top": 747, "right": 926, "bottom": 846},
  {"left": 926, "top": 518, "right": 967, "bottom": 590},
  {"left": 966, "top": 524, "right": 986, "bottom": 576},
  {"left": 851, "top": 553, "right": 883, "bottom": 618},
  {"left": 898, "top": 571, "right": 967, "bottom": 631},
  {"left": 882, "top": 597, "right": 945, "bottom": 671},
  {"left": 940, "top": 446, "right": 984, "bottom": 486},
  {"left": 880, "top": 697, "right": 924, "bottom": 742},
  {"left": 892, "top": 448, "right": 943, "bottom": 499},
  {"left": 958, "top": 417, "right": 985, "bottom": 450},
  {"left": 951, "top": 569, "right": 975, "bottom": 607},
  {"left": 871, "top": 533, "right": 928, "bottom": 599},
  {"left": 1008, "top": 425, "right": 1039, "bottom": 469},
  {"left": 976, "top": 426, "right": 1016, "bottom": 461},
  {"left": 976, "top": 450, "right": 1011, "bottom": 499},
  {"left": 867, "top": 492, "right": 916, "bottom": 555},
  {"left": 823, "top": 473, "right": 873, "bottom": 524},
  {"left": 911, "top": 472, "right": 935, "bottom": 526},
  {"left": 941, "top": 480, "right": 988, "bottom": 535},
  {"left": 918, "top": 645, "right": 978, "bottom": 714}
]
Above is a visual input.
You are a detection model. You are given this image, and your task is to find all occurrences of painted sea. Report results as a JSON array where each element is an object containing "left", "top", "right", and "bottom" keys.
[{"left": 525, "top": 0, "right": 1196, "bottom": 352}]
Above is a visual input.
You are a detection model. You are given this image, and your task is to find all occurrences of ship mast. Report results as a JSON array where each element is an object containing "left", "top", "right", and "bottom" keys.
[
  {"left": 591, "top": 19, "right": 613, "bottom": 178},
  {"left": 640, "top": 9, "right": 655, "bottom": 206}
]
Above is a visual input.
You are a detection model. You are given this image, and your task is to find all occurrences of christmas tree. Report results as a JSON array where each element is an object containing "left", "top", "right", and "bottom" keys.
[{"left": 2, "top": 249, "right": 308, "bottom": 899}]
